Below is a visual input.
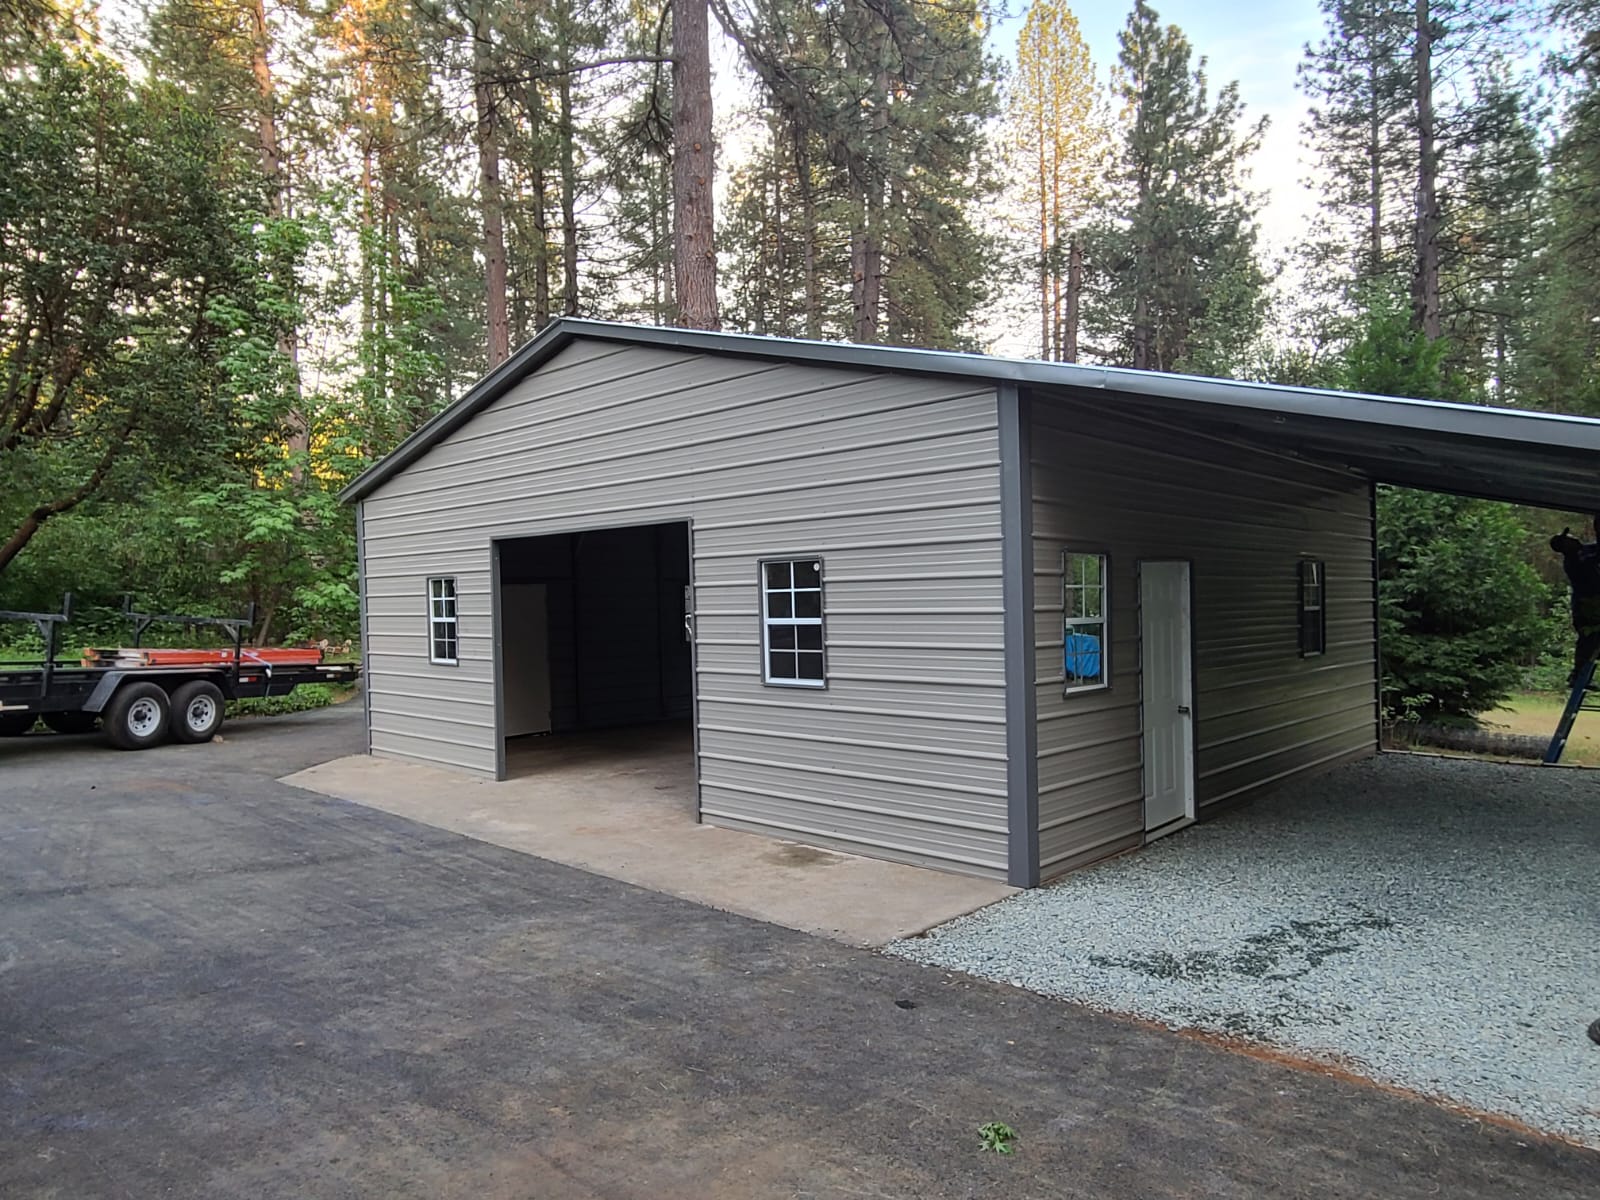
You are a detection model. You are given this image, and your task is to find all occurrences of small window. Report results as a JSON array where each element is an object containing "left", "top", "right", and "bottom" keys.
[
  {"left": 428, "top": 577, "right": 458, "bottom": 665},
  {"left": 761, "top": 558, "right": 825, "bottom": 687},
  {"left": 1298, "top": 559, "right": 1326, "bottom": 657},
  {"left": 1063, "top": 551, "right": 1108, "bottom": 692}
]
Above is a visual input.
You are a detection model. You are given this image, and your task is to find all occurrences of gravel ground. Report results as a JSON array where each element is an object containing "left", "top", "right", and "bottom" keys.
[{"left": 890, "top": 755, "right": 1600, "bottom": 1146}]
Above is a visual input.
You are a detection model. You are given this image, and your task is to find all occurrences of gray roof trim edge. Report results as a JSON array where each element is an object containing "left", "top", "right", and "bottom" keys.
[{"left": 342, "top": 316, "right": 1600, "bottom": 503}]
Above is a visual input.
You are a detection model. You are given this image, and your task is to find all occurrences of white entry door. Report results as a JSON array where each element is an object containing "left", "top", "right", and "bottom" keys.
[
  {"left": 1139, "top": 561, "right": 1195, "bottom": 836},
  {"left": 501, "top": 583, "right": 552, "bottom": 737}
]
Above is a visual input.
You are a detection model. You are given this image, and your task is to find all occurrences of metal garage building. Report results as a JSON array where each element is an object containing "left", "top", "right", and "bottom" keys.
[{"left": 343, "top": 318, "right": 1600, "bottom": 888}]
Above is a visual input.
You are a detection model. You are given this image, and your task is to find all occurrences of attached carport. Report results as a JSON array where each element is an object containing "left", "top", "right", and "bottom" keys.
[{"left": 1022, "top": 365, "right": 1600, "bottom": 512}]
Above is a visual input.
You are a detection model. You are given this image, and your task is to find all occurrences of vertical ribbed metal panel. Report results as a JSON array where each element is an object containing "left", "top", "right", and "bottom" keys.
[
  {"left": 358, "top": 342, "right": 1010, "bottom": 878},
  {"left": 1030, "top": 397, "right": 1378, "bottom": 879}
]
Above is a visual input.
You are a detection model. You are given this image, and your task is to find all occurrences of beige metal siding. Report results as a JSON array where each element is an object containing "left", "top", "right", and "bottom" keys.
[
  {"left": 359, "top": 341, "right": 1010, "bottom": 877},
  {"left": 1031, "top": 398, "right": 1378, "bottom": 879}
]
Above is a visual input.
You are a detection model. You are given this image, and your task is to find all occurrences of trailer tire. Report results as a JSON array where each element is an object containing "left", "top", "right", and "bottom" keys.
[
  {"left": 171, "top": 680, "right": 225, "bottom": 744},
  {"left": 104, "top": 682, "right": 171, "bottom": 750},
  {"left": 0, "top": 712, "right": 35, "bottom": 737},
  {"left": 43, "top": 711, "right": 98, "bottom": 735}
]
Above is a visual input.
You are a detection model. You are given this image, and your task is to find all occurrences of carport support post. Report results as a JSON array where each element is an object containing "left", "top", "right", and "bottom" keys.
[{"left": 999, "top": 384, "right": 1040, "bottom": 888}]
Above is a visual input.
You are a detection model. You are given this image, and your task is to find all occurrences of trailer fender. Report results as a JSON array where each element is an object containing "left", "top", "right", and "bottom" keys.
[{"left": 82, "top": 671, "right": 131, "bottom": 714}]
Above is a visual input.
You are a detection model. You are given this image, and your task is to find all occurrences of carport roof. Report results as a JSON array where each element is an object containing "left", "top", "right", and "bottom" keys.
[{"left": 343, "top": 318, "right": 1600, "bottom": 512}]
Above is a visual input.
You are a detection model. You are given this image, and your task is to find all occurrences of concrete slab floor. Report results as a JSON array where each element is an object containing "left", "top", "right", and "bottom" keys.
[{"left": 282, "top": 722, "right": 1013, "bottom": 946}]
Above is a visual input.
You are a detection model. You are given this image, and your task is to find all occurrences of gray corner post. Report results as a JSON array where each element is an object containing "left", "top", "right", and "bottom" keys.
[
  {"left": 998, "top": 384, "right": 1040, "bottom": 888},
  {"left": 356, "top": 501, "right": 372, "bottom": 756}
]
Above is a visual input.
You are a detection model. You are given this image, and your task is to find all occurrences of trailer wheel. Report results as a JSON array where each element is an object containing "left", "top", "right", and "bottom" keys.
[
  {"left": 104, "top": 682, "right": 171, "bottom": 750},
  {"left": 43, "top": 711, "right": 98, "bottom": 735},
  {"left": 0, "top": 712, "right": 35, "bottom": 737},
  {"left": 171, "top": 680, "right": 225, "bottom": 744}
]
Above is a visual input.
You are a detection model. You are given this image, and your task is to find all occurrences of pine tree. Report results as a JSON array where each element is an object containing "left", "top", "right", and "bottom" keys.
[
  {"left": 1300, "top": 0, "right": 1414, "bottom": 292},
  {"left": 1082, "top": 0, "right": 1267, "bottom": 374},
  {"left": 1441, "top": 69, "right": 1541, "bottom": 399},
  {"left": 1009, "top": 0, "right": 1107, "bottom": 361},
  {"left": 1520, "top": 0, "right": 1600, "bottom": 415},
  {"left": 672, "top": 0, "right": 718, "bottom": 329},
  {"left": 1298, "top": 0, "right": 1533, "bottom": 341},
  {"left": 713, "top": 0, "right": 999, "bottom": 348}
]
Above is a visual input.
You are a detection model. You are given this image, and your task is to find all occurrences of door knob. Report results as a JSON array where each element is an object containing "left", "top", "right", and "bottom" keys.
[{"left": 1177, "top": 704, "right": 1191, "bottom": 715}]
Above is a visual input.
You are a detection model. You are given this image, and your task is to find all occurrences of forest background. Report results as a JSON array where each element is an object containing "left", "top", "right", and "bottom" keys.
[{"left": 2, "top": 0, "right": 1597, "bottom": 721}]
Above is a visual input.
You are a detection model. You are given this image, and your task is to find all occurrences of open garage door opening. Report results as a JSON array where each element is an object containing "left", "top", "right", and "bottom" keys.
[{"left": 494, "top": 522, "right": 694, "bottom": 794}]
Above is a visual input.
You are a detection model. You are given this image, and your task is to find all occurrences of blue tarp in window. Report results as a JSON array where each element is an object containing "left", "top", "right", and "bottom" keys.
[{"left": 1064, "top": 631, "right": 1101, "bottom": 683}]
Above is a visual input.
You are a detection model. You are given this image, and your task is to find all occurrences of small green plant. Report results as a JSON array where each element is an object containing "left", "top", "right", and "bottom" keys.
[
  {"left": 978, "top": 1121, "right": 1017, "bottom": 1155},
  {"left": 226, "top": 683, "right": 346, "bottom": 718}
]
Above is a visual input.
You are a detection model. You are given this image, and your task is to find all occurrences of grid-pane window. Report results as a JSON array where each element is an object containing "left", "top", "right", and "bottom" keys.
[
  {"left": 1063, "top": 551, "right": 1108, "bottom": 692},
  {"left": 761, "top": 558, "right": 824, "bottom": 686},
  {"left": 428, "top": 577, "right": 458, "bottom": 665},
  {"left": 1298, "top": 559, "right": 1326, "bottom": 656}
]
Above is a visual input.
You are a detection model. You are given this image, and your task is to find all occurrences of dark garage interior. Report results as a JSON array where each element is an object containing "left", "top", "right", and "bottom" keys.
[{"left": 495, "top": 522, "right": 693, "bottom": 756}]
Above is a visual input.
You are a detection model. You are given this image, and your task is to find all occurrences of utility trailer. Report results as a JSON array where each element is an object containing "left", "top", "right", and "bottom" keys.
[{"left": 0, "top": 595, "right": 360, "bottom": 750}]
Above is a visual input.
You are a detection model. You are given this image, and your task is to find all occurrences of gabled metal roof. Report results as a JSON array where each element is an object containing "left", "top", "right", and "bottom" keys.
[{"left": 342, "top": 317, "right": 1600, "bottom": 512}]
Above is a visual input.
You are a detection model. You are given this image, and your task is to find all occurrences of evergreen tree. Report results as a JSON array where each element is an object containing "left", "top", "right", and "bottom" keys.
[
  {"left": 1520, "top": 0, "right": 1600, "bottom": 415},
  {"left": 713, "top": 0, "right": 1000, "bottom": 348},
  {"left": 1081, "top": 0, "right": 1267, "bottom": 374},
  {"left": 1441, "top": 69, "right": 1542, "bottom": 400},
  {"left": 1008, "top": 0, "right": 1109, "bottom": 361},
  {"left": 1298, "top": 0, "right": 1533, "bottom": 344},
  {"left": 1299, "top": 0, "right": 1414, "bottom": 293}
]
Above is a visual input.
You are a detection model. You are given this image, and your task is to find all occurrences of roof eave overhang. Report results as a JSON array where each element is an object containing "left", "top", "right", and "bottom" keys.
[{"left": 342, "top": 318, "right": 1600, "bottom": 511}]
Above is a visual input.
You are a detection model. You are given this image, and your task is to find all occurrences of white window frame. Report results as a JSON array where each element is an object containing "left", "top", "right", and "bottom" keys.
[
  {"left": 428, "top": 576, "right": 459, "bottom": 665},
  {"left": 1062, "top": 549, "right": 1109, "bottom": 694},
  {"left": 1298, "top": 559, "right": 1327, "bottom": 657},
  {"left": 760, "top": 557, "right": 826, "bottom": 688}
]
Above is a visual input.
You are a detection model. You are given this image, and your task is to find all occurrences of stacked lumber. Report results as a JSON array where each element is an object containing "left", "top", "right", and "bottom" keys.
[{"left": 81, "top": 647, "right": 325, "bottom": 668}]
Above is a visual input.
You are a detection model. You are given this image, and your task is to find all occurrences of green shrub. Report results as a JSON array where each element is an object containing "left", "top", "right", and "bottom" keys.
[
  {"left": 1378, "top": 489, "right": 1550, "bottom": 720},
  {"left": 226, "top": 683, "right": 340, "bottom": 718}
]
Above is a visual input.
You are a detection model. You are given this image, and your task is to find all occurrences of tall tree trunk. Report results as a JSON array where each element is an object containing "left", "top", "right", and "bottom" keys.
[
  {"left": 559, "top": 57, "right": 579, "bottom": 317},
  {"left": 851, "top": 65, "right": 889, "bottom": 344},
  {"left": 1366, "top": 47, "right": 1384, "bottom": 281},
  {"left": 248, "top": 0, "right": 307, "bottom": 465},
  {"left": 671, "top": 0, "right": 718, "bottom": 330},
  {"left": 1038, "top": 131, "right": 1050, "bottom": 358},
  {"left": 772, "top": 116, "right": 788, "bottom": 334},
  {"left": 1064, "top": 236, "right": 1082, "bottom": 364},
  {"left": 1050, "top": 151, "right": 1063, "bottom": 360},
  {"left": 474, "top": 3, "right": 510, "bottom": 366},
  {"left": 533, "top": 159, "right": 551, "bottom": 329},
  {"left": 795, "top": 133, "right": 820, "bottom": 339},
  {"left": 360, "top": 140, "right": 376, "bottom": 383},
  {"left": 850, "top": 196, "right": 882, "bottom": 343},
  {"left": 1411, "top": 0, "right": 1441, "bottom": 338}
]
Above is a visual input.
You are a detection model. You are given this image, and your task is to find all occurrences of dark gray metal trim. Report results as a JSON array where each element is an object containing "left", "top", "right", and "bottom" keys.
[
  {"left": 490, "top": 540, "right": 507, "bottom": 782},
  {"left": 341, "top": 317, "right": 1600, "bottom": 505},
  {"left": 356, "top": 502, "right": 371, "bottom": 755},
  {"left": 999, "top": 384, "right": 1040, "bottom": 888},
  {"left": 686, "top": 518, "right": 703, "bottom": 827},
  {"left": 1369, "top": 480, "right": 1384, "bottom": 750}
]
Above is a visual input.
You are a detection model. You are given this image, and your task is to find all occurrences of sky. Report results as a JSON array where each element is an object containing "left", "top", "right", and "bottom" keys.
[{"left": 989, "top": 0, "right": 1329, "bottom": 260}]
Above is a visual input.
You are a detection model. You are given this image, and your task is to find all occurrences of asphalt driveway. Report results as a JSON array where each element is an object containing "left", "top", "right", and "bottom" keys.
[{"left": 2, "top": 704, "right": 1597, "bottom": 1198}]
